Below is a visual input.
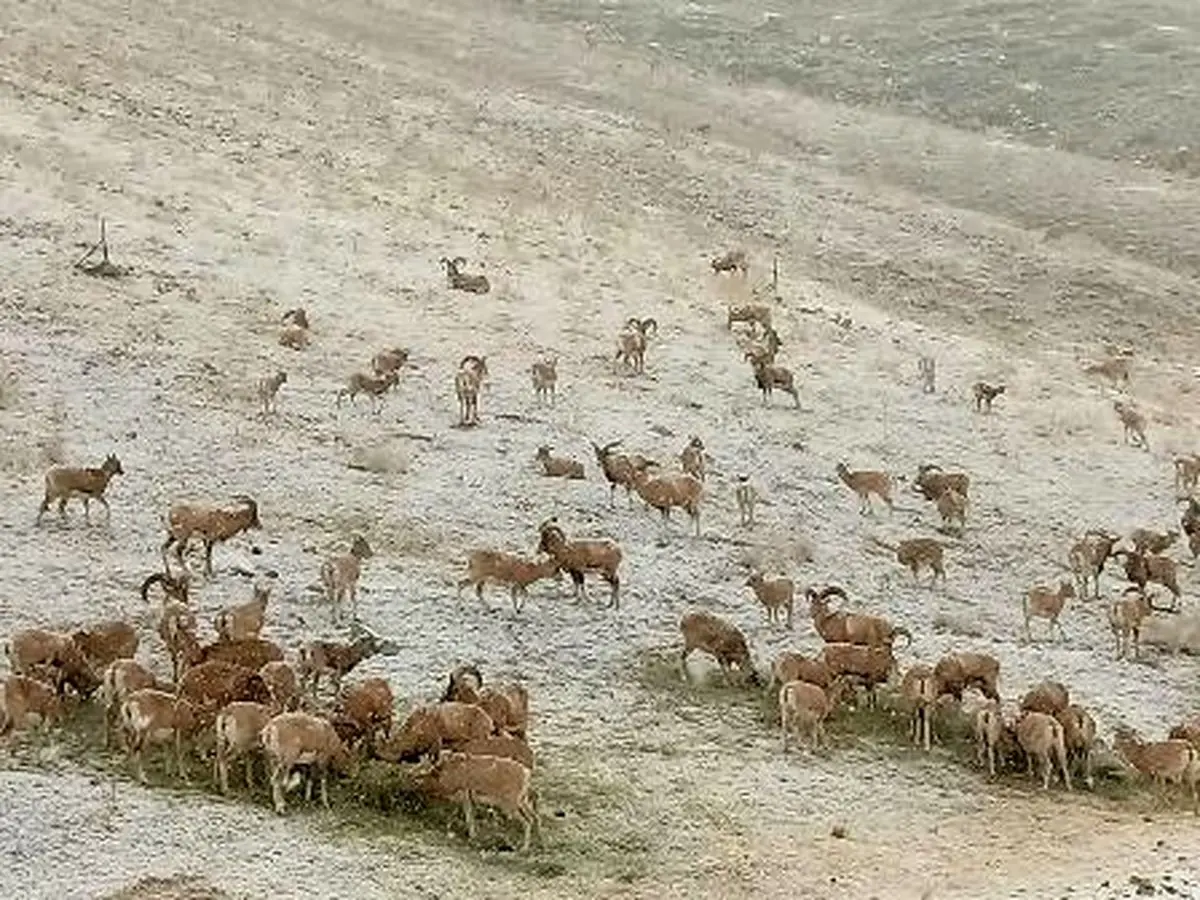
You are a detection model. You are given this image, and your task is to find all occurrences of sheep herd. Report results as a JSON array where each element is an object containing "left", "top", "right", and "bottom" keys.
[{"left": 4, "top": 248, "right": 1200, "bottom": 864}]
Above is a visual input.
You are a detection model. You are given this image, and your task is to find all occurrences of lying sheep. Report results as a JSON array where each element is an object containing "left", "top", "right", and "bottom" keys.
[
  {"left": 534, "top": 446, "right": 585, "bottom": 480},
  {"left": 1016, "top": 711, "right": 1072, "bottom": 791},
  {"left": 414, "top": 751, "right": 539, "bottom": 852},
  {"left": 679, "top": 611, "right": 760, "bottom": 687},
  {"left": 260, "top": 711, "right": 355, "bottom": 814}
]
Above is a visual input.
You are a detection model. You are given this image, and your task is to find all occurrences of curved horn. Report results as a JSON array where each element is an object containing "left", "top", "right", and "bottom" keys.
[{"left": 641, "top": 318, "right": 658, "bottom": 335}]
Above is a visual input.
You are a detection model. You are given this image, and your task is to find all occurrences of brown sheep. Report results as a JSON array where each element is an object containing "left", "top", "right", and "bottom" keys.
[
  {"left": 870, "top": 536, "right": 945, "bottom": 586},
  {"left": 214, "top": 701, "right": 274, "bottom": 794},
  {"left": 1055, "top": 705, "right": 1097, "bottom": 789},
  {"left": 591, "top": 440, "right": 655, "bottom": 507},
  {"left": 770, "top": 652, "right": 833, "bottom": 691},
  {"left": 818, "top": 643, "right": 896, "bottom": 707},
  {"left": 261, "top": 711, "right": 355, "bottom": 814},
  {"left": 746, "top": 572, "right": 794, "bottom": 628},
  {"left": 413, "top": 752, "right": 539, "bottom": 851},
  {"left": 806, "top": 585, "right": 912, "bottom": 649},
  {"left": 177, "top": 660, "right": 272, "bottom": 728},
  {"left": 120, "top": 689, "right": 198, "bottom": 783},
  {"left": 746, "top": 353, "right": 799, "bottom": 407},
  {"left": 1023, "top": 580, "right": 1075, "bottom": 642},
  {"left": 679, "top": 611, "right": 760, "bottom": 687},
  {"left": 0, "top": 674, "right": 63, "bottom": 736},
  {"left": 36, "top": 453, "right": 124, "bottom": 524},
  {"left": 195, "top": 638, "right": 284, "bottom": 672},
  {"left": 457, "top": 735, "right": 535, "bottom": 770},
  {"left": 70, "top": 620, "right": 139, "bottom": 672},
  {"left": 456, "top": 549, "right": 561, "bottom": 613},
  {"left": 259, "top": 661, "right": 300, "bottom": 712},
  {"left": 530, "top": 357, "right": 558, "bottom": 405},
  {"left": 320, "top": 534, "right": 374, "bottom": 622},
  {"left": 1016, "top": 711, "right": 1072, "bottom": 791},
  {"left": 536, "top": 518, "right": 622, "bottom": 609},
  {"left": 377, "top": 702, "right": 495, "bottom": 763},
  {"left": 629, "top": 465, "right": 704, "bottom": 536},
  {"left": 836, "top": 463, "right": 893, "bottom": 515},
  {"left": 1020, "top": 681, "right": 1070, "bottom": 716},
  {"left": 214, "top": 583, "right": 271, "bottom": 642},
  {"left": 441, "top": 666, "right": 530, "bottom": 738},
  {"left": 161, "top": 495, "right": 261, "bottom": 578},
  {"left": 779, "top": 679, "right": 848, "bottom": 752},
  {"left": 5, "top": 628, "right": 100, "bottom": 698},
  {"left": 912, "top": 464, "right": 970, "bottom": 503},
  {"left": 900, "top": 664, "right": 939, "bottom": 751},
  {"left": 1112, "top": 726, "right": 1198, "bottom": 813},
  {"left": 1067, "top": 530, "right": 1121, "bottom": 599},
  {"left": 932, "top": 653, "right": 1000, "bottom": 702},
  {"left": 100, "top": 659, "right": 158, "bottom": 749},
  {"left": 534, "top": 446, "right": 585, "bottom": 480},
  {"left": 297, "top": 632, "right": 384, "bottom": 698},
  {"left": 331, "top": 677, "right": 395, "bottom": 754}
]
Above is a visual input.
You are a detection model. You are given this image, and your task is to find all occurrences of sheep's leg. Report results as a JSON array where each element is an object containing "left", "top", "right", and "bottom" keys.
[
  {"left": 462, "top": 793, "right": 478, "bottom": 841},
  {"left": 271, "top": 764, "right": 287, "bottom": 814},
  {"left": 58, "top": 497, "right": 69, "bottom": 518},
  {"left": 83, "top": 497, "right": 92, "bottom": 521},
  {"left": 319, "top": 765, "right": 330, "bottom": 808},
  {"left": 680, "top": 647, "right": 693, "bottom": 683},
  {"left": 245, "top": 755, "right": 256, "bottom": 791},
  {"left": 175, "top": 729, "right": 189, "bottom": 783},
  {"left": 98, "top": 495, "right": 111, "bottom": 522},
  {"left": 216, "top": 741, "right": 228, "bottom": 793}
]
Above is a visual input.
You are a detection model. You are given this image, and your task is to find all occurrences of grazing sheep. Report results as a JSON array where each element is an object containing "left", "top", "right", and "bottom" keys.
[
  {"left": 614, "top": 318, "right": 657, "bottom": 374},
  {"left": 331, "top": 677, "right": 395, "bottom": 754},
  {"left": 455, "top": 355, "right": 488, "bottom": 426},
  {"left": 536, "top": 518, "right": 622, "bottom": 608},
  {"left": 177, "top": 660, "right": 272, "bottom": 729},
  {"left": 100, "top": 659, "right": 157, "bottom": 748},
  {"left": 336, "top": 369, "right": 399, "bottom": 413},
  {"left": 711, "top": 249, "right": 748, "bottom": 275},
  {"left": 972, "top": 381, "right": 1005, "bottom": 413},
  {"left": 679, "top": 436, "right": 706, "bottom": 482},
  {"left": 440, "top": 256, "right": 490, "bottom": 294},
  {"left": 1112, "top": 726, "right": 1198, "bottom": 813},
  {"left": 530, "top": 356, "right": 557, "bottom": 405},
  {"left": 1067, "top": 530, "right": 1121, "bottom": 599},
  {"left": 36, "top": 453, "right": 124, "bottom": 525},
  {"left": 534, "top": 446, "right": 585, "bottom": 479},
  {"left": 735, "top": 475, "right": 760, "bottom": 527},
  {"left": 0, "top": 674, "right": 62, "bottom": 736},
  {"left": 70, "top": 620, "right": 138, "bottom": 673},
  {"left": 679, "top": 611, "right": 760, "bottom": 686},
  {"left": 378, "top": 702, "right": 496, "bottom": 762},
  {"left": 1016, "top": 711, "right": 1072, "bottom": 791},
  {"left": 214, "top": 583, "right": 271, "bottom": 642},
  {"left": 413, "top": 751, "right": 539, "bottom": 851},
  {"left": 819, "top": 643, "right": 896, "bottom": 707},
  {"left": 807, "top": 585, "right": 912, "bottom": 649},
  {"left": 629, "top": 465, "right": 704, "bottom": 536},
  {"left": 195, "top": 637, "right": 284, "bottom": 672},
  {"left": 442, "top": 667, "right": 531, "bottom": 738},
  {"left": 259, "top": 661, "right": 300, "bottom": 712},
  {"left": 746, "top": 572, "right": 794, "bottom": 628},
  {"left": 835, "top": 463, "right": 893, "bottom": 515},
  {"left": 457, "top": 735, "right": 535, "bottom": 770},
  {"left": 261, "top": 711, "right": 355, "bottom": 814},
  {"left": 5, "top": 628, "right": 100, "bottom": 699},
  {"left": 214, "top": 701, "right": 274, "bottom": 794},
  {"left": 974, "top": 700, "right": 1015, "bottom": 776},
  {"left": 371, "top": 347, "right": 409, "bottom": 377},
  {"left": 1023, "top": 580, "right": 1075, "bottom": 642},
  {"left": 456, "top": 549, "right": 560, "bottom": 613},
  {"left": 320, "top": 534, "right": 374, "bottom": 622},
  {"left": 912, "top": 464, "right": 971, "bottom": 504},
  {"left": 779, "top": 679, "right": 846, "bottom": 752},
  {"left": 1056, "top": 705, "right": 1097, "bottom": 789},
  {"left": 120, "top": 689, "right": 198, "bottom": 783},
  {"left": 900, "top": 665, "right": 938, "bottom": 751},
  {"left": 297, "top": 631, "right": 384, "bottom": 698},
  {"left": 932, "top": 653, "right": 1001, "bottom": 702},
  {"left": 161, "top": 495, "right": 261, "bottom": 578},
  {"left": 256, "top": 371, "right": 287, "bottom": 416},
  {"left": 746, "top": 352, "right": 799, "bottom": 407},
  {"left": 1113, "top": 400, "right": 1149, "bottom": 450},
  {"left": 771, "top": 652, "right": 833, "bottom": 691},
  {"left": 1020, "top": 681, "right": 1070, "bottom": 717}
]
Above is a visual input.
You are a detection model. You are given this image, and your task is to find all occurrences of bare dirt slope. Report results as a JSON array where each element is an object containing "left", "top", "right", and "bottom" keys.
[{"left": 1, "top": 0, "right": 1199, "bottom": 897}]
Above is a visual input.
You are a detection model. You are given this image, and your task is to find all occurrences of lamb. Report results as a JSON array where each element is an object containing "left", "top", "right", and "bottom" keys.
[
  {"left": 440, "top": 256, "right": 491, "bottom": 294},
  {"left": 679, "top": 611, "right": 760, "bottom": 686},
  {"left": 806, "top": 585, "right": 912, "bottom": 649},
  {"left": 591, "top": 440, "right": 654, "bottom": 507},
  {"left": 1108, "top": 587, "right": 1153, "bottom": 659},
  {"left": 161, "top": 495, "right": 261, "bottom": 578},
  {"left": 530, "top": 356, "right": 557, "bottom": 405},
  {"left": 1111, "top": 726, "right": 1198, "bottom": 813},
  {"left": 1084, "top": 355, "right": 1131, "bottom": 386},
  {"left": 442, "top": 667, "right": 531, "bottom": 738},
  {"left": 1113, "top": 549, "right": 1181, "bottom": 605},
  {"left": 614, "top": 317, "right": 657, "bottom": 374},
  {"left": 727, "top": 303, "right": 771, "bottom": 330},
  {"left": 1113, "top": 400, "right": 1149, "bottom": 450},
  {"left": 214, "top": 583, "right": 270, "bottom": 642},
  {"left": 931, "top": 652, "right": 1001, "bottom": 702},
  {"left": 330, "top": 676, "right": 394, "bottom": 754},
  {"left": 214, "top": 701, "right": 274, "bottom": 794},
  {"left": 735, "top": 475, "right": 760, "bottom": 527},
  {"left": 900, "top": 665, "right": 938, "bottom": 751},
  {"left": 5, "top": 628, "right": 100, "bottom": 698},
  {"left": 746, "top": 352, "right": 799, "bottom": 407},
  {"left": 1022, "top": 580, "right": 1075, "bottom": 642},
  {"left": 972, "top": 381, "right": 1005, "bottom": 413},
  {"left": 835, "top": 463, "right": 893, "bottom": 515},
  {"left": 1020, "top": 681, "right": 1070, "bottom": 716},
  {"left": 297, "top": 631, "right": 384, "bottom": 698},
  {"left": 746, "top": 572, "right": 794, "bottom": 628},
  {"left": 320, "top": 534, "right": 374, "bottom": 622},
  {"left": 870, "top": 537, "right": 946, "bottom": 586},
  {"left": 456, "top": 549, "right": 560, "bottom": 613},
  {"left": 176, "top": 660, "right": 272, "bottom": 728},
  {"left": 779, "top": 679, "right": 847, "bottom": 752},
  {"left": 259, "top": 661, "right": 300, "bottom": 712},
  {"left": 0, "top": 674, "right": 62, "bottom": 736},
  {"left": 260, "top": 711, "right": 355, "bottom": 814},
  {"left": 70, "top": 620, "right": 138, "bottom": 672},
  {"left": 771, "top": 652, "right": 833, "bottom": 691},
  {"left": 679, "top": 436, "right": 706, "bottom": 482},
  {"left": 336, "top": 369, "right": 399, "bottom": 413},
  {"left": 455, "top": 355, "right": 488, "bottom": 426},
  {"left": 974, "top": 700, "right": 1014, "bottom": 776},
  {"left": 1129, "top": 528, "right": 1180, "bottom": 555},
  {"left": 371, "top": 347, "right": 409, "bottom": 377},
  {"left": 139, "top": 569, "right": 191, "bottom": 606},
  {"left": 818, "top": 643, "right": 896, "bottom": 707},
  {"left": 1175, "top": 454, "right": 1200, "bottom": 497},
  {"left": 120, "top": 689, "right": 198, "bottom": 783},
  {"left": 36, "top": 453, "right": 124, "bottom": 525},
  {"left": 535, "top": 446, "right": 585, "bottom": 479},
  {"left": 912, "top": 464, "right": 970, "bottom": 504},
  {"left": 1016, "top": 711, "right": 1072, "bottom": 790},
  {"left": 100, "top": 659, "right": 157, "bottom": 748},
  {"left": 1055, "top": 705, "right": 1097, "bottom": 789},
  {"left": 256, "top": 371, "right": 287, "bottom": 416},
  {"left": 413, "top": 751, "right": 539, "bottom": 851},
  {"left": 378, "top": 701, "right": 496, "bottom": 762},
  {"left": 1067, "top": 530, "right": 1121, "bottom": 599},
  {"left": 629, "top": 465, "right": 704, "bottom": 536},
  {"left": 711, "top": 249, "right": 748, "bottom": 275},
  {"left": 279, "top": 308, "right": 311, "bottom": 350},
  {"left": 536, "top": 518, "right": 622, "bottom": 609}
]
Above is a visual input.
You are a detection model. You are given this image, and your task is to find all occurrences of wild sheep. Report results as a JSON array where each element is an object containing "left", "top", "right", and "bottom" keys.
[
  {"left": 900, "top": 665, "right": 938, "bottom": 751},
  {"left": 727, "top": 303, "right": 771, "bottom": 330},
  {"left": 534, "top": 446, "right": 584, "bottom": 479},
  {"left": 331, "top": 677, "right": 394, "bottom": 754},
  {"left": 456, "top": 549, "right": 560, "bottom": 613},
  {"left": 746, "top": 352, "right": 799, "bottom": 407},
  {"left": 536, "top": 518, "right": 622, "bottom": 608},
  {"left": 5, "top": 628, "right": 100, "bottom": 698},
  {"left": 870, "top": 537, "right": 945, "bottom": 586},
  {"left": 256, "top": 371, "right": 287, "bottom": 416},
  {"left": 281, "top": 308, "right": 310, "bottom": 330},
  {"left": 1056, "top": 705, "right": 1097, "bottom": 789},
  {"left": 614, "top": 318, "right": 657, "bottom": 375},
  {"left": 1113, "top": 400, "right": 1149, "bottom": 450},
  {"left": 279, "top": 309, "right": 311, "bottom": 350},
  {"left": 974, "top": 700, "right": 1015, "bottom": 776},
  {"left": 1067, "top": 530, "right": 1120, "bottom": 599},
  {"left": 771, "top": 652, "right": 833, "bottom": 691},
  {"left": 779, "top": 679, "right": 847, "bottom": 752},
  {"left": 177, "top": 660, "right": 272, "bottom": 729},
  {"left": 455, "top": 355, "right": 488, "bottom": 426},
  {"left": 1129, "top": 528, "right": 1179, "bottom": 555},
  {"left": 0, "top": 674, "right": 62, "bottom": 736},
  {"left": 735, "top": 475, "right": 759, "bottom": 527},
  {"left": 260, "top": 711, "right": 355, "bottom": 814},
  {"left": 120, "top": 689, "right": 198, "bottom": 783},
  {"left": 530, "top": 356, "right": 557, "bottom": 405},
  {"left": 806, "top": 585, "right": 912, "bottom": 649},
  {"left": 1113, "top": 549, "right": 1181, "bottom": 605},
  {"left": 630, "top": 465, "right": 704, "bottom": 536},
  {"left": 1108, "top": 587, "right": 1153, "bottom": 659},
  {"left": 457, "top": 735, "right": 535, "bottom": 770},
  {"left": 413, "top": 752, "right": 539, "bottom": 851},
  {"left": 71, "top": 620, "right": 138, "bottom": 673},
  {"left": 139, "top": 570, "right": 190, "bottom": 606},
  {"left": 591, "top": 440, "right": 654, "bottom": 507},
  {"left": 214, "top": 701, "right": 274, "bottom": 794},
  {"left": 819, "top": 643, "right": 896, "bottom": 707},
  {"left": 913, "top": 464, "right": 971, "bottom": 504},
  {"left": 161, "top": 495, "right": 261, "bottom": 578},
  {"left": 440, "top": 256, "right": 490, "bottom": 294},
  {"left": 835, "top": 463, "right": 893, "bottom": 515},
  {"left": 1175, "top": 454, "right": 1200, "bottom": 497},
  {"left": 1023, "top": 580, "right": 1075, "bottom": 642},
  {"left": 378, "top": 701, "right": 496, "bottom": 762},
  {"left": 1084, "top": 356, "right": 1131, "bottom": 386},
  {"left": 259, "top": 661, "right": 300, "bottom": 712},
  {"left": 679, "top": 611, "right": 760, "bottom": 687},
  {"left": 932, "top": 653, "right": 1001, "bottom": 702},
  {"left": 1016, "top": 711, "right": 1072, "bottom": 791},
  {"left": 1168, "top": 719, "right": 1200, "bottom": 750},
  {"left": 101, "top": 659, "right": 157, "bottom": 748},
  {"left": 320, "top": 534, "right": 374, "bottom": 622},
  {"left": 297, "top": 631, "right": 383, "bottom": 698},
  {"left": 442, "top": 667, "right": 531, "bottom": 738},
  {"left": 336, "top": 369, "right": 399, "bottom": 413},
  {"left": 1021, "top": 681, "right": 1070, "bottom": 717},
  {"left": 746, "top": 572, "right": 794, "bottom": 628},
  {"left": 711, "top": 249, "right": 748, "bottom": 275},
  {"left": 36, "top": 453, "right": 124, "bottom": 525},
  {"left": 972, "top": 382, "right": 1005, "bottom": 413},
  {"left": 740, "top": 323, "right": 782, "bottom": 365},
  {"left": 214, "top": 583, "right": 271, "bottom": 642},
  {"left": 371, "top": 347, "right": 409, "bottom": 377},
  {"left": 679, "top": 436, "right": 706, "bottom": 482},
  {"left": 196, "top": 637, "right": 284, "bottom": 672},
  {"left": 935, "top": 487, "right": 967, "bottom": 532},
  {"left": 158, "top": 600, "right": 200, "bottom": 682},
  {"left": 1112, "top": 726, "right": 1198, "bottom": 813}
]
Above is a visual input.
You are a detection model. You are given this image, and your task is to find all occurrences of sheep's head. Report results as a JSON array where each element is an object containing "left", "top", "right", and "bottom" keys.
[
  {"left": 100, "top": 454, "right": 124, "bottom": 477},
  {"left": 442, "top": 664, "right": 483, "bottom": 702},
  {"left": 231, "top": 495, "right": 261, "bottom": 530},
  {"left": 349, "top": 534, "right": 373, "bottom": 561},
  {"left": 537, "top": 519, "right": 567, "bottom": 554},
  {"left": 535, "top": 445, "right": 552, "bottom": 461}
]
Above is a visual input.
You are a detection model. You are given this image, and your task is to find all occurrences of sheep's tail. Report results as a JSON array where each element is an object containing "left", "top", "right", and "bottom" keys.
[{"left": 892, "top": 626, "right": 913, "bottom": 649}]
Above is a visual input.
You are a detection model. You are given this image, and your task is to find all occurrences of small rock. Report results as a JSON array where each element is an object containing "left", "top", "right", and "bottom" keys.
[{"left": 831, "top": 824, "right": 848, "bottom": 839}]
